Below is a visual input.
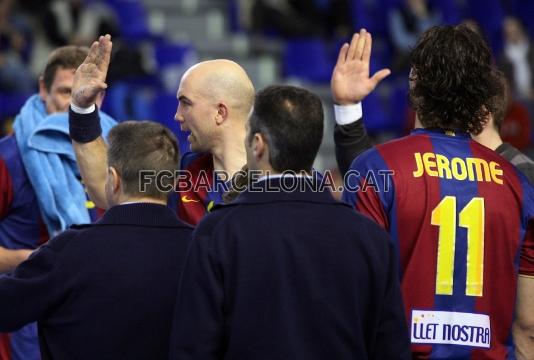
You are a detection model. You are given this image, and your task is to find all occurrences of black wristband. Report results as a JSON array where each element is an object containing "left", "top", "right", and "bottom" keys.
[{"left": 69, "top": 105, "right": 102, "bottom": 143}]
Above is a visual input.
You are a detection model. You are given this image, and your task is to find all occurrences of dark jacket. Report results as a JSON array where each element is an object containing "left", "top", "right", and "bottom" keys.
[
  {"left": 0, "top": 203, "right": 193, "bottom": 360},
  {"left": 170, "top": 177, "right": 411, "bottom": 360}
]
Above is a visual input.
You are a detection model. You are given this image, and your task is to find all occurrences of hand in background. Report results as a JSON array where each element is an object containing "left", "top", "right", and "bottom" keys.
[
  {"left": 331, "top": 29, "right": 391, "bottom": 105},
  {"left": 71, "top": 34, "right": 112, "bottom": 108}
]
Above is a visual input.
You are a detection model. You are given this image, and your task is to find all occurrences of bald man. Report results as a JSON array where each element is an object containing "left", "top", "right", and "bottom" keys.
[
  {"left": 69, "top": 36, "right": 255, "bottom": 225},
  {"left": 174, "top": 60, "right": 255, "bottom": 224}
]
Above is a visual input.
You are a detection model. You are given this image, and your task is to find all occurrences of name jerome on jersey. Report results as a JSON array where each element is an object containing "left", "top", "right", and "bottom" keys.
[{"left": 412, "top": 152, "right": 503, "bottom": 185}]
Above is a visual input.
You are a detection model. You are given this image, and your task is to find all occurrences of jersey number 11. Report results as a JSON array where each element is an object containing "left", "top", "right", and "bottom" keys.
[{"left": 431, "top": 196, "right": 485, "bottom": 297}]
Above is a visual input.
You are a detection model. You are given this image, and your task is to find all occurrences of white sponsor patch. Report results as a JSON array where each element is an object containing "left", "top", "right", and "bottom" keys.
[{"left": 411, "top": 310, "right": 491, "bottom": 348}]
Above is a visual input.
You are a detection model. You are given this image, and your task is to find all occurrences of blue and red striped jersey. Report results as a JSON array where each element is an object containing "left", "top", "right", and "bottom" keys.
[
  {"left": 0, "top": 135, "right": 49, "bottom": 250},
  {"left": 343, "top": 128, "right": 534, "bottom": 359},
  {"left": 176, "top": 152, "right": 225, "bottom": 226}
]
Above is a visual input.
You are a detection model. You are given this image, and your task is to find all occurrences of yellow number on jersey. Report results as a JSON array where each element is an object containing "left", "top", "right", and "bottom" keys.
[{"left": 431, "top": 196, "right": 485, "bottom": 297}]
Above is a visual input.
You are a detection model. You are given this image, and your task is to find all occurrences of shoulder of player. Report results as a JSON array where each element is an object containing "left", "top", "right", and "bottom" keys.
[
  {"left": 515, "top": 163, "right": 534, "bottom": 186},
  {"left": 470, "top": 140, "right": 519, "bottom": 169},
  {"left": 348, "top": 135, "right": 413, "bottom": 170}
]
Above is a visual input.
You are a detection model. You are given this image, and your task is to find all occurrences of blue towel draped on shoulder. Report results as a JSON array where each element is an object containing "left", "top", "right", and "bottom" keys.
[{"left": 14, "top": 95, "right": 117, "bottom": 236}]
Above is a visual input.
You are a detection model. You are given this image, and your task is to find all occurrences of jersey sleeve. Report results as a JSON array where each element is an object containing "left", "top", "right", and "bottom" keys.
[
  {"left": 342, "top": 148, "right": 393, "bottom": 230},
  {"left": 0, "top": 157, "right": 14, "bottom": 220}
]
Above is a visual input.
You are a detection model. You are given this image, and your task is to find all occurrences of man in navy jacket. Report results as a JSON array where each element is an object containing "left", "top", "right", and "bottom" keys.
[
  {"left": 0, "top": 116, "right": 193, "bottom": 358},
  {"left": 170, "top": 85, "right": 411, "bottom": 360}
]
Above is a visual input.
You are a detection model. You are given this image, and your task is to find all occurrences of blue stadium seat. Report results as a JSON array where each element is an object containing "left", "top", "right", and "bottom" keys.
[
  {"left": 0, "top": 93, "right": 29, "bottom": 119},
  {"left": 283, "top": 39, "right": 335, "bottom": 83},
  {"left": 389, "top": 83, "right": 409, "bottom": 134},
  {"left": 430, "top": 0, "right": 461, "bottom": 25},
  {"left": 101, "top": 82, "right": 151, "bottom": 122},
  {"left": 107, "top": 0, "right": 152, "bottom": 42},
  {"left": 151, "top": 94, "right": 190, "bottom": 156},
  {"left": 350, "top": 0, "right": 390, "bottom": 36},
  {"left": 154, "top": 41, "right": 196, "bottom": 68},
  {"left": 466, "top": 0, "right": 504, "bottom": 53},
  {"left": 228, "top": 0, "right": 242, "bottom": 33},
  {"left": 101, "top": 82, "right": 129, "bottom": 121},
  {"left": 362, "top": 91, "right": 389, "bottom": 133}
]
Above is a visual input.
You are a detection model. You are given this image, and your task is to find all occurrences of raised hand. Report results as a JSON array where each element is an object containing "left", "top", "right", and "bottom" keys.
[
  {"left": 71, "top": 34, "right": 112, "bottom": 108},
  {"left": 331, "top": 29, "right": 391, "bottom": 105}
]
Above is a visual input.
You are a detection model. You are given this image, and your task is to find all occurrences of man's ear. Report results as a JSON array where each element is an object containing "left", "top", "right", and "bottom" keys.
[
  {"left": 38, "top": 77, "right": 48, "bottom": 102},
  {"left": 215, "top": 103, "right": 229, "bottom": 125},
  {"left": 252, "top": 133, "right": 268, "bottom": 162},
  {"left": 109, "top": 166, "right": 121, "bottom": 193}
]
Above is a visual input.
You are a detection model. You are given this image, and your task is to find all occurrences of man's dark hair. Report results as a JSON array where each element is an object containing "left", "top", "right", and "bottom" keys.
[
  {"left": 409, "top": 25, "right": 503, "bottom": 135},
  {"left": 42, "top": 46, "right": 89, "bottom": 91},
  {"left": 107, "top": 121, "right": 179, "bottom": 200},
  {"left": 248, "top": 85, "right": 324, "bottom": 172}
]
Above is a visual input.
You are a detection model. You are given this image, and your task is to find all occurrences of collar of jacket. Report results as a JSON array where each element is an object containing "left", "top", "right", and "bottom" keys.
[
  {"left": 227, "top": 176, "right": 345, "bottom": 207},
  {"left": 96, "top": 203, "right": 192, "bottom": 228}
]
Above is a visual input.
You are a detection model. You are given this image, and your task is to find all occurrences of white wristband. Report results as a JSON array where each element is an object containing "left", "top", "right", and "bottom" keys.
[
  {"left": 70, "top": 103, "right": 96, "bottom": 114},
  {"left": 334, "top": 103, "right": 363, "bottom": 125}
]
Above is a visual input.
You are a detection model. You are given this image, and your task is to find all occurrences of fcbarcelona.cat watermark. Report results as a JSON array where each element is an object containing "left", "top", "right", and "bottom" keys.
[{"left": 139, "top": 169, "right": 394, "bottom": 194}]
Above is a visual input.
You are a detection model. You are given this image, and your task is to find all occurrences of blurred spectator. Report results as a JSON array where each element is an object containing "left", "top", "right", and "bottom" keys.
[
  {"left": 40, "top": 0, "right": 151, "bottom": 86},
  {"left": 499, "top": 16, "right": 534, "bottom": 101},
  {"left": 0, "top": 0, "right": 34, "bottom": 93},
  {"left": 498, "top": 78, "right": 532, "bottom": 151},
  {"left": 388, "top": 0, "right": 441, "bottom": 71},
  {"left": 42, "top": 0, "right": 118, "bottom": 47},
  {"left": 251, "top": 0, "right": 351, "bottom": 39}
]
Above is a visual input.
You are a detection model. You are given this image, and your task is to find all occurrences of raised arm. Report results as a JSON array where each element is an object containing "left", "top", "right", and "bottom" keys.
[
  {"left": 70, "top": 35, "right": 112, "bottom": 209},
  {"left": 331, "top": 29, "right": 390, "bottom": 175},
  {"left": 72, "top": 135, "right": 109, "bottom": 208}
]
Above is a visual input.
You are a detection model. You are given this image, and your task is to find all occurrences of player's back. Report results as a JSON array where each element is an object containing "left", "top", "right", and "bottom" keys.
[{"left": 344, "top": 128, "right": 534, "bottom": 359}]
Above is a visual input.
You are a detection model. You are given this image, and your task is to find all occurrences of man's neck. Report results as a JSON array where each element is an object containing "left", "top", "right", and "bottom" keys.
[
  {"left": 472, "top": 127, "right": 504, "bottom": 151},
  {"left": 211, "top": 125, "right": 247, "bottom": 180}
]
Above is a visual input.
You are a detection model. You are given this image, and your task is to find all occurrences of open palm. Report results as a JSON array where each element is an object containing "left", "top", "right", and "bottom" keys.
[
  {"left": 72, "top": 35, "right": 112, "bottom": 108},
  {"left": 331, "top": 30, "right": 390, "bottom": 105}
]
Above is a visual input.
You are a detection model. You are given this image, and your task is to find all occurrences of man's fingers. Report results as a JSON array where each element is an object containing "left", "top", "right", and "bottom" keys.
[
  {"left": 336, "top": 43, "right": 349, "bottom": 65},
  {"left": 346, "top": 33, "right": 359, "bottom": 61},
  {"left": 355, "top": 28, "right": 367, "bottom": 60},
  {"left": 83, "top": 41, "right": 99, "bottom": 66},
  {"left": 95, "top": 34, "right": 112, "bottom": 73},
  {"left": 362, "top": 32, "right": 372, "bottom": 65},
  {"left": 371, "top": 68, "right": 391, "bottom": 86}
]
